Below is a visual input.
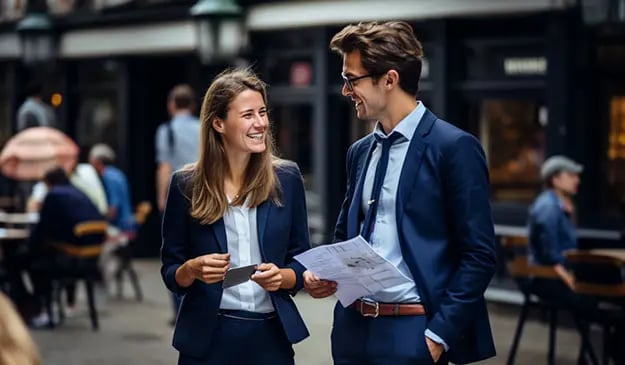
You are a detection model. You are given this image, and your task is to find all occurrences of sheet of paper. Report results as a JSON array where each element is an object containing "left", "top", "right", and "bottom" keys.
[
  {"left": 222, "top": 264, "right": 257, "bottom": 289},
  {"left": 294, "top": 236, "right": 411, "bottom": 306}
]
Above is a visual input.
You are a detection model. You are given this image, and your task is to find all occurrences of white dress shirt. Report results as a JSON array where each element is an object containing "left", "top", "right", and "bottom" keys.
[{"left": 219, "top": 198, "right": 274, "bottom": 313}]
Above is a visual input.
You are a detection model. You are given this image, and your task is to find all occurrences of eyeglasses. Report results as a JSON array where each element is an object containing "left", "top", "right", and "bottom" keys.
[{"left": 341, "top": 72, "right": 376, "bottom": 92}]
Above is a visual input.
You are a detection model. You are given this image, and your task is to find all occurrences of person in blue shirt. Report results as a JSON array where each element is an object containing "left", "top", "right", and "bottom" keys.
[
  {"left": 88, "top": 144, "right": 135, "bottom": 233},
  {"left": 528, "top": 156, "right": 584, "bottom": 299},
  {"left": 304, "top": 21, "right": 497, "bottom": 365}
]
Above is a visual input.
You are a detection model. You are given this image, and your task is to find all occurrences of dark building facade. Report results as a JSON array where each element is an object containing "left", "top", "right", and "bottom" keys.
[{"left": 0, "top": 0, "right": 624, "bottom": 258}]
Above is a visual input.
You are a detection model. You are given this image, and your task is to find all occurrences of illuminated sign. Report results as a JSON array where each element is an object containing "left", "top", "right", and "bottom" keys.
[{"left": 503, "top": 57, "right": 547, "bottom": 75}]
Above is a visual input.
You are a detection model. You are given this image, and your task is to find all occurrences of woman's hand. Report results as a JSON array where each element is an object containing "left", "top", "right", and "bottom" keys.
[
  {"left": 251, "top": 263, "right": 282, "bottom": 291},
  {"left": 176, "top": 253, "right": 230, "bottom": 287}
]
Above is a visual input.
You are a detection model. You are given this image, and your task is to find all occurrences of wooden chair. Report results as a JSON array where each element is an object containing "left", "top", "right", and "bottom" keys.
[
  {"left": 112, "top": 201, "right": 151, "bottom": 301},
  {"left": 500, "top": 235, "right": 597, "bottom": 365},
  {"left": 566, "top": 251, "right": 625, "bottom": 365},
  {"left": 49, "top": 220, "right": 108, "bottom": 331}
]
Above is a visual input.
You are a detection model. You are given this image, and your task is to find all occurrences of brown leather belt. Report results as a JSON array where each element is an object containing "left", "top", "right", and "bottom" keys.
[{"left": 348, "top": 298, "right": 426, "bottom": 318}]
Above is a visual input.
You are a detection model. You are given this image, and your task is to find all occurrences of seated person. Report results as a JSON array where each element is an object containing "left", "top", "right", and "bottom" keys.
[
  {"left": 28, "top": 166, "right": 106, "bottom": 327},
  {"left": 528, "top": 155, "right": 583, "bottom": 295},
  {"left": 88, "top": 144, "right": 135, "bottom": 234},
  {"left": 27, "top": 162, "right": 108, "bottom": 216}
]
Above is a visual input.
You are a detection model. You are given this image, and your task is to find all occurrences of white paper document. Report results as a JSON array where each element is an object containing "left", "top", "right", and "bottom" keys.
[{"left": 294, "top": 236, "right": 412, "bottom": 306}]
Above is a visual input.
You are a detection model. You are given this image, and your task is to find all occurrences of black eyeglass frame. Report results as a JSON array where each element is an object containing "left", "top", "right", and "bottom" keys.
[{"left": 341, "top": 72, "right": 378, "bottom": 91}]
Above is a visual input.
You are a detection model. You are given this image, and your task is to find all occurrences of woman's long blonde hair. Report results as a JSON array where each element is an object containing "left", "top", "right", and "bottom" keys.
[
  {"left": 185, "top": 68, "right": 282, "bottom": 225},
  {"left": 0, "top": 293, "right": 41, "bottom": 365}
]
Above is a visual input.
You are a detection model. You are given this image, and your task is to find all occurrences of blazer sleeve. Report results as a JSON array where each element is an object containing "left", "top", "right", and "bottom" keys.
[
  {"left": 426, "top": 133, "right": 498, "bottom": 348},
  {"left": 283, "top": 163, "right": 312, "bottom": 294},
  {"left": 160, "top": 172, "right": 191, "bottom": 295},
  {"left": 333, "top": 143, "right": 355, "bottom": 242}
]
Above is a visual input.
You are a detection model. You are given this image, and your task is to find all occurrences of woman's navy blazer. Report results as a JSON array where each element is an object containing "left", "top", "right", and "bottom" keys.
[{"left": 160, "top": 163, "right": 311, "bottom": 359}]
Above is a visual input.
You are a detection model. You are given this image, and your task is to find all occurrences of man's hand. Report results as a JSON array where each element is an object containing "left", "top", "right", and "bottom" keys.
[
  {"left": 303, "top": 270, "right": 337, "bottom": 298},
  {"left": 425, "top": 336, "right": 444, "bottom": 363},
  {"left": 251, "top": 263, "right": 282, "bottom": 291},
  {"left": 176, "top": 253, "right": 230, "bottom": 287},
  {"left": 554, "top": 264, "right": 576, "bottom": 290}
]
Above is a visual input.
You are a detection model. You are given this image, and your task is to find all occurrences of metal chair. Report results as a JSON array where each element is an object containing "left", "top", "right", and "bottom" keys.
[
  {"left": 112, "top": 201, "right": 151, "bottom": 301},
  {"left": 49, "top": 220, "right": 108, "bottom": 331},
  {"left": 566, "top": 251, "right": 625, "bottom": 365},
  {"left": 501, "top": 235, "right": 598, "bottom": 365}
]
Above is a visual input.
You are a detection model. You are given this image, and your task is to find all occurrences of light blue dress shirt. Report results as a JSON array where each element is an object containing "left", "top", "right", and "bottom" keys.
[{"left": 360, "top": 102, "right": 448, "bottom": 350}]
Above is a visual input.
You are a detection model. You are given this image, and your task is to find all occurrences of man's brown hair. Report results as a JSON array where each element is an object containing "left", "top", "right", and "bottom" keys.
[
  {"left": 168, "top": 84, "right": 196, "bottom": 111},
  {"left": 330, "top": 21, "right": 424, "bottom": 96}
]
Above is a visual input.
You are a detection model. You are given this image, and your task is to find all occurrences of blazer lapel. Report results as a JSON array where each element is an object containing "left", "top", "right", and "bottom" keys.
[
  {"left": 256, "top": 201, "right": 271, "bottom": 259},
  {"left": 347, "top": 137, "right": 376, "bottom": 238},
  {"left": 211, "top": 218, "right": 228, "bottom": 253},
  {"left": 396, "top": 110, "right": 436, "bottom": 225}
]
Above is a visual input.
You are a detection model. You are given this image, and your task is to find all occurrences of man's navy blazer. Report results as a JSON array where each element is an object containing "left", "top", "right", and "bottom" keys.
[
  {"left": 161, "top": 163, "right": 310, "bottom": 359},
  {"left": 335, "top": 109, "right": 498, "bottom": 364}
]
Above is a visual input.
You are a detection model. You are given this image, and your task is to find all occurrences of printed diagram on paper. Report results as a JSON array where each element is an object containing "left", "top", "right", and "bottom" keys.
[{"left": 294, "top": 236, "right": 411, "bottom": 306}]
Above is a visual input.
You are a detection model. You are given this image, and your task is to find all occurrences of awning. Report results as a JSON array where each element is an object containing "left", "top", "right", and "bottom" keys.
[
  {"left": 59, "top": 20, "right": 196, "bottom": 58},
  {"left": 246, "top": 0, "right": 574, "bottom": 31}
]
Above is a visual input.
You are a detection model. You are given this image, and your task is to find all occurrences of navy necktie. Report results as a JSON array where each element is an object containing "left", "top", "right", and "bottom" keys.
[{"left": 361, "top": 132, "right": 402, "bottom": 241}]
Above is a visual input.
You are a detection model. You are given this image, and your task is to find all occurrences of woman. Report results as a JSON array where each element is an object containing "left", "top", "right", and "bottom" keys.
[{"left": 160, "top": 68, "right": 310, "bottom": 365}]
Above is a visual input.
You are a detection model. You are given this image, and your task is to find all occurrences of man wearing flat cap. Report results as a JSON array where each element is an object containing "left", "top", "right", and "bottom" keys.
[
  {"left": 527, "top": 155, "right": 588, "bottom": 306},
  {"left": 529, "top": 155, "right": 582, "bottom": 286}
]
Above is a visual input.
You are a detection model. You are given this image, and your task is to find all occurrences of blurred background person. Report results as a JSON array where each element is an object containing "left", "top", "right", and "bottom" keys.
[
  {"left": 0, "top": 292, "right": 41, "bottom": 365},
  {"left": 528, "top": 155, "right": 584, "bottom": 292},
  {"left": 27, "top": 166, "right": 105, "bottom": 328},
  {"left": 16, "top": 81, "right": 56, "bottom": 131},
  {"left": 89, "top": 143, "right": 135, "bottom": 291},
  {"left": 89, "top": 143, "right": 134, "bottom": 233},
  {"left": 27, "top": 161, "right": 108, "bottom": 216},
  {"left": 154, "top": 84, "right": 200, "bottom": 325}
]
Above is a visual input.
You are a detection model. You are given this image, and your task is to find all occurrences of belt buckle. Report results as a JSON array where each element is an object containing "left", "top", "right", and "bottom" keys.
[{"left": 359, "top": 298, "right": 379, "bottom": 318}]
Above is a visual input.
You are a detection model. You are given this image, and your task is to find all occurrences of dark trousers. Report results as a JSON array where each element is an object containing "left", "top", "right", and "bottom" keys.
[
  {"left": 331, "top": 302, "right": 447, "bottom": 365},
  {"left": 177, "top": 310, "right": 294, "bottom": 365}
]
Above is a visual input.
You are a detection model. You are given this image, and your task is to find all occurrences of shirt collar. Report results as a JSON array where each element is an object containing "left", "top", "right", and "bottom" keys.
[{"left": 373, "top": 101, "right": 426, "bottom": 141}]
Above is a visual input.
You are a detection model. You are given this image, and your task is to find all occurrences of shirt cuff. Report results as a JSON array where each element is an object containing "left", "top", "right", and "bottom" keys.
[{"left": 425, "top": 329, "right": 449, "bottom": 352}]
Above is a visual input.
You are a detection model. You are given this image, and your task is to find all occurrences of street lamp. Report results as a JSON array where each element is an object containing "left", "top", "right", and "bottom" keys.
[
  {"left": 191, "top": 0, "right": 247, "bottom": 64},
  {"left": 16, "top": 2, "right": 55, "bottom": 65}
]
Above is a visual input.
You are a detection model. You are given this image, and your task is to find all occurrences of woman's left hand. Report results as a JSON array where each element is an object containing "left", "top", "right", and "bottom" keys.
[{"left": 251, "top": 263, "right": 282, "bottom": 291}]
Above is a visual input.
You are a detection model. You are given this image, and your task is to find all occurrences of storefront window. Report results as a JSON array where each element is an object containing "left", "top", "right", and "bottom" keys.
[
  {"left": 271, "top": 104, "right": 313, "bottom": 188},
  {"left": 607, "top": 96, "right": 625, "bottom": 204},
  {"left": 480, "top": 99, "right": 545, "bottom": 202},
  {"left": 0, "top": 65, "right": 12, "bottom": 146},
  {"left": 74, "top": 60, "right": 121, "bottom": 159}
]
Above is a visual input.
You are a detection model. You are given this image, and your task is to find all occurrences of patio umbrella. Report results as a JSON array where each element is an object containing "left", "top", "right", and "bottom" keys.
[{"left": 0, "top": 127, "right": 79, "bottom": 181}]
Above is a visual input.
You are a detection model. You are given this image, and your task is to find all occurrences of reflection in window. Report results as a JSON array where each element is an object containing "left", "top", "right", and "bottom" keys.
[
  {"left": 76, "top": 97, "right": 118, "bottom": 153},
  {"left": 480, "top": 100, "right": 545, "bottom": 202},
  {"left": 271, "top": 104, "right": 313, "bottom": 188},
  {"left": 607, "top": 96, "right": 625, "bottom": 203}
]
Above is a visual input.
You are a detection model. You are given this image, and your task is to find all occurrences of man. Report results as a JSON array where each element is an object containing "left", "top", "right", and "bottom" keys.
[
  {"left": 28, "top": 167, "right": 105, "bottom": 327},
  {"left": 17, "top": 81, "right": 56, "bottom": 131},
  {"left": 154, "top": 84, "right": 200, "bottom": 323},
  {"left": 528, "top": 156, "right": 583, "bottom": 292},
  {"left": 89, "top": 144, "right": 134, "bottom": 233},
  {"left": 155, "top": 84, "right": 201, "bottom": 213},
  {"left": 304, "top": 21, "right": 497, "bottom": 365},
  {"left": 27, "top": 162, "right": 108, "bottom": 216}
]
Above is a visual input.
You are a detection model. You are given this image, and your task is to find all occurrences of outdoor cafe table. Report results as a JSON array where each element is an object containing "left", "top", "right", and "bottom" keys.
[
  {"left": 0, "top": 212, "right": 39, "bottom": 226},
  {"left": 577, "top": 249, "right": 625, "bottom": 262}
]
